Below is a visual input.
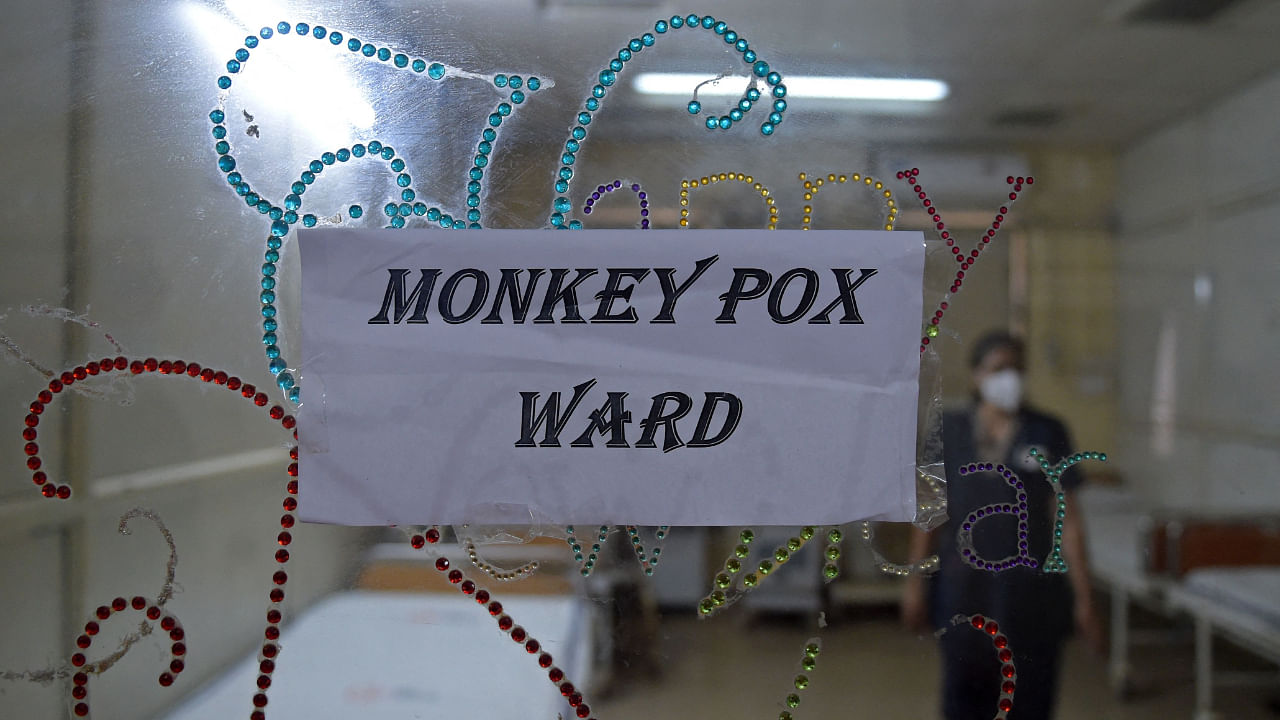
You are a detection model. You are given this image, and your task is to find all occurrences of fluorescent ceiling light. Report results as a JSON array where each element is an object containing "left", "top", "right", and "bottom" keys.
[{"left": 632, "top": 73, "right": 949, "bottom": 101}]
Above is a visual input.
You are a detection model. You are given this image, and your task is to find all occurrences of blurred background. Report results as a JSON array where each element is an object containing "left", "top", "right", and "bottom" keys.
[{"left": 1, "top": 0, "right": 1278, "bottom": 718}]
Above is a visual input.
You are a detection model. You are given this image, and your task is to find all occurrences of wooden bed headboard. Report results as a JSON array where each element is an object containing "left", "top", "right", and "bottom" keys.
[{"left": 1150, "top": 519, "right": 1280, "bottom": 576}]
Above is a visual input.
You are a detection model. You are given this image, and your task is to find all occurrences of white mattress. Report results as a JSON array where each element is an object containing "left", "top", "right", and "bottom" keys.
[
  {"left": 1180, "top": 567, "right": 1280, "bottom": 629},
  {"left": 1076, "top": 485, "right": 1142, "bottom": 516},
  {"left": 1078, "top": 486, "right": 1155, "bottom": 593},
  {"left": 163, "top": 590, "right": 593, "bottom": 720}
]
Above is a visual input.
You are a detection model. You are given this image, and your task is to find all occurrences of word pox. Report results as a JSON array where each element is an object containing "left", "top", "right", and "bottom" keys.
[{"left": 367, "top": 255, "right": 878, "bottom": 325}]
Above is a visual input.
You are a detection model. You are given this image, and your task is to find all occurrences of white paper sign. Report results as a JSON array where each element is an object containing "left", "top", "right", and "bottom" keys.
[{"left": 298, "top": 229, "right": 924, "bottom": 526}]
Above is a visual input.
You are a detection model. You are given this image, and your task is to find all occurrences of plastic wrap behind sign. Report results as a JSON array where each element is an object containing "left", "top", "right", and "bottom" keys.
[{"left": 298, "top": 228, "right": 924, "bottom": 526}]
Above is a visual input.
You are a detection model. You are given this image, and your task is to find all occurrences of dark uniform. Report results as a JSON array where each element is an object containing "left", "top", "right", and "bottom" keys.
[{"left": 930, "top": 406, "right": 1082, "bottom": 720}]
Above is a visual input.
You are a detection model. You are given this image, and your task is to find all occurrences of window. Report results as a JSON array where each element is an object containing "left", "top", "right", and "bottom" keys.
[{"left": 2, "top": 2, "right": 1278, "bottom": 718}]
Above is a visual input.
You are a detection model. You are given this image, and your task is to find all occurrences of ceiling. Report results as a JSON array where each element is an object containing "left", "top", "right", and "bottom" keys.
[
  {"left": 405, "top": 0, "right": 1280, "bottom": 147},
  {"left": 8, "top": 0, "right": 1274, "bottom": 170}
]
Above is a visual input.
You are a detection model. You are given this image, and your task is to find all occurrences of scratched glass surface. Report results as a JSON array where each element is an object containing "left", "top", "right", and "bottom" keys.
[{"left": 2, "top": 1, "right": 1280, "bottom": 719}]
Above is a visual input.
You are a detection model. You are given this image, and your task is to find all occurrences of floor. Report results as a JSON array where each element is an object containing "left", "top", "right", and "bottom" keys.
[{"left": 594, "top": 606, "right": 1280, "bottom": 720}]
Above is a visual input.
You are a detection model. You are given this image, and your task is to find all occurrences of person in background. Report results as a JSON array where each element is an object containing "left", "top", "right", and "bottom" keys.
[{"left": 901, "top": 331, "right": 1101, "bottom": 720}]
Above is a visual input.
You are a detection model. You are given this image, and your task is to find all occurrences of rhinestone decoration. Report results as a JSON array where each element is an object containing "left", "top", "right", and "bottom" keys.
[
  {"left": 406, "top": 533, "right": 597, "bottom": 720},
  {"left": 797, "top": 172, "right": 897, "bottom": 231},
  {"left": 699, "top": 527, "right": 816, "bottom": 617},
  {"left": 859, "top": 521, "right": 938, "bottom": 577},
  {"left": 549, "top": 15, "right": 787, "bottom": 229},
  {"left": 562, "top": 525, "right": 669, "bottom": 577},
  {"left": 900, "top": 169, "right": 1032, "bottom": 354},
  {"left": 625, "top": 525, "right": 669, "bottom": 576},
  {"left": 581, "top": 180, "right": 651, "bottom": 229},
  {"left": 209, "top": 20, "right": 549, "bottom": 403},
  {"left": 1028, "top": 447, "right": 1108, "bottom": 574},
  {"left": 0, "top": 14, "right": 1097, "bottom": 719},
  {"left": 464, "top": 538, "right": 541, "bottom": 581},
  {"left": 954, "top": 463, "right": 1038, "bottom": 572},
  {"left": 69, "top": 599, "right": 187, "bottom": 717},
  {"left": 18, "top": 357, "right": 299, "bottom": 717},
  {"left": 564, "top": 525, "right": 611, "bottom": 576},
  {"left": 774, "top": 638, "right": 822, "bottom": 720},
  {"left": 679, "top": 172, "right": 778, "bottom": 229},
  {"left": 939, "top": 614, "right": 1018, "bottom": 719}
]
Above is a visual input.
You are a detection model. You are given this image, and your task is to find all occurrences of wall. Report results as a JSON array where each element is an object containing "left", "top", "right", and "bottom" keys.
[
  {"left": 1113, "top": 68, "right": 1280, "bottom": 512},
  {"left": 0, "top": 4, "right": 370, "bottom": 718},
  {"left": 1021, "top": 149, "right": 1118, "bottom": 457}
]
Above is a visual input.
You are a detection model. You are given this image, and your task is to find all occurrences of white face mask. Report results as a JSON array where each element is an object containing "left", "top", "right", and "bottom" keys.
[{"left": 979, "top": 369, "right": 1023, "bottom": 411}]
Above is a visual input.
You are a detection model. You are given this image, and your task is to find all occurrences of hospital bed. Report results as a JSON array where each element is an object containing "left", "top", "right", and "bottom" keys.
[
  {"left": 164, "top": 541, "right": 594, "bottom": 720},
  {"left": 1084, "top": 486, "right": 1280, "bottom": 710},
  {"left": 1160, "top": 519, "right": 1280, "bottom": 719},
  {"left": 1166, "top": 567, "right": 1280, "bottom": 719},
  {"left": 1079, "top": 485, "right": 1178, "bottom": 697}
]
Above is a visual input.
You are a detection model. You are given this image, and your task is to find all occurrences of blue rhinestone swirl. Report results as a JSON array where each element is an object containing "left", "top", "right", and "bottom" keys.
[
  {"left": 548, "top": 14, "right": 786, "bottom": 229},
  {"left": 208, "top": 20, "right": 548, "bottom": 404}
]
